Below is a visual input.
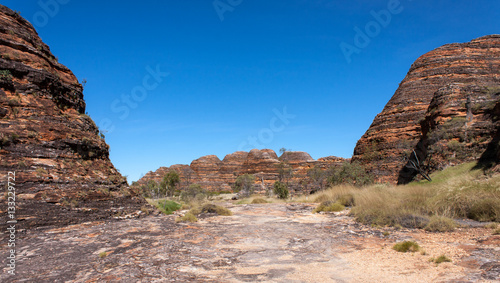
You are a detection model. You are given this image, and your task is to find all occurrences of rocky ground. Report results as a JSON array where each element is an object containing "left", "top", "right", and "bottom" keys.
[{"left": 1, "top": 203, "right": 499, "bottom": 282}]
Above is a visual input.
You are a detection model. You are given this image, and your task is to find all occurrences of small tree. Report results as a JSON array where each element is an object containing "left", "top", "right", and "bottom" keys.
[
  {"left": 147, "top": 180, "right": 159, "bottom": 198},
  {"left": 277, "top": 161, "right": 293, "bottom": 184},
  {"left": 279, "top": 147, "right": 288, "bottom": 156},
  {"left": 273, "top": 181, "right": 289, "bottom": 199},
  {"left": 307, "top": 166, "right": 327, "bottom": 191},
  {"left": 160, "top": 170, "right": 180, "bottom": 197},
  {"left": 326, "top": 161, "right": 374, "bottom": 187},
  {"left": 181, "top": 167, "right": 193, "bottom": 190},
  {"left": 234, "top": 174, "right": 255, "bottom": 197},
  {"left": 180, "top": 184, "right": 207, "bottom": 202}
]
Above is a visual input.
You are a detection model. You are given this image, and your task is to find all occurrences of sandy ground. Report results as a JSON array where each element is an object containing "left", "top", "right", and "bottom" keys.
[{"left": 1, "top": 203, "right": 499, "bottom": 282}]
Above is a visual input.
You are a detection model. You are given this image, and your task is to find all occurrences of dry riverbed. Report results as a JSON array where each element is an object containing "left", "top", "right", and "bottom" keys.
[{"left": 1, "top": 203, "right": 499, "bottom": 282}]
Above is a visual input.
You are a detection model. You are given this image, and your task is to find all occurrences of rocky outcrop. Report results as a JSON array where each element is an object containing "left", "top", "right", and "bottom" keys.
[
  {"left": 398, "top": 84, "right": 500, "bottom": 183},
  {"left": 353, "top": 35, "right": 500, "bottom": 183},
  {"left": 138, "top": 149, "right": 346, "bottom": 193},
  {"left": 0, "top": 5, "right": 144, "bottom": 229}
]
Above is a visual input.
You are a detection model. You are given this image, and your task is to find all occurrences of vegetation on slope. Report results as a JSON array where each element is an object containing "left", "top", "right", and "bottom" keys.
[{"left": 310, "top": 162, "right": 500, "bottom": 229}]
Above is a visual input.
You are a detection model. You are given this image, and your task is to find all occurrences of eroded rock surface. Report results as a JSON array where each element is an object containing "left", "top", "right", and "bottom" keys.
[
  {"left": 2, "top": 203, "right": 498, "bottom": 282},
  {"left": 0, "top": 5, "right": 144, "bottom": 229}
]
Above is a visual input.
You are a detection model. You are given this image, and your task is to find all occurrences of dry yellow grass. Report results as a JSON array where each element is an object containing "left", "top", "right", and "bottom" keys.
[{"left": 309, "top": 162, "right": 500, "bottom": 228}]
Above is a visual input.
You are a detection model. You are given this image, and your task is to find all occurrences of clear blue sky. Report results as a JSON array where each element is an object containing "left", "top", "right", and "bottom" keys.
[{"left": 2, "top": 0, "right": 499, "bottom": 182}]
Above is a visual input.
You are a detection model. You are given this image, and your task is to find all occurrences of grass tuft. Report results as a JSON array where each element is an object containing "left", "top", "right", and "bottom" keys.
[
  {"left": 198, "top": 203, "right": 233, "bottom": 216},
  {"left": 432, "top": 255, "right": 452, "bottom": 264},
  {"left": 484, "top": 222, "right": 498, "bottom": 229},
  {"left": 176, "top": 203, "right": 232, "bottom": 223},
  {"left": 251, "top": 198, "right": 268, "bottom": 204},
  {"left": 424, "top": 216, "right": 456, "bottom": 232},
  {"left": 313, "top": 201, "right": 345, "bottom": 213},
  {"left": 176, "top": 212, "right": 198, "bottom": 223},
  {"left": 393, "top": 241, "right": 420, "bottom": 253}
]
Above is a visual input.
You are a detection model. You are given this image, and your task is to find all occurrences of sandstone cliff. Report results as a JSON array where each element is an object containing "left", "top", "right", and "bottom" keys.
[
  {"left": 0, "top": 5, "right": 144, "bottom": 229},
  {"left": 353, "top": 35, "right": 500, "bottom": 184},
  {"left": 138, "top": 149, "right": 346, "bottom": 193}
]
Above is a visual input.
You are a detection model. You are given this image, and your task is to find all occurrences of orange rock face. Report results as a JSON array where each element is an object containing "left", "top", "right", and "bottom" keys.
[
  {"left": 353, "top": 35, "right": 500, "bottom": 184},
  {"left": 0, "top": 5, "right": 144, "bottom": 228},
  {"left": 138, "top": 149, "right": 346, "bottom": 193}
]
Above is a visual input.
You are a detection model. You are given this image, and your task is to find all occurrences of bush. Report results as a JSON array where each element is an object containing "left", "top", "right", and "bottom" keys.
[
  {"left": 160, "top": 170, "right": 180, "bottom": 197},
  {"left": 0, "top": 70, "right": 12, "bottom": 81},
  {"left": 251, "top": 198, "right": 268, "bottom": 204},
  {"left": 234, "top": 174, "right": 255, "bottom": 197},
  {"left": 327, "top": 161, "right": 374, "bottom": 187},
  {"left": 313, "top": 201, "right": 345, "bottom": 213},
  {"left": 393, "top": 241, "right": 420, "bottom": 253},
  {"left": 155, "top": 200, "right": 181, "bottom": 215},
  {"left": 273, "top": 181, "right": 289, "bottom": 199},
  {"left": 180, "top": 184, "right": 207, "bottom": 202},
  {"left": 424, "top": 216, "right": 456, "bottom": 232}
]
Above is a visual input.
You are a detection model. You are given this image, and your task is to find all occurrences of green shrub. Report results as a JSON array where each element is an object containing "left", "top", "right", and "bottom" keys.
[
  {"left": 98, "top": 251, "right": 108, "bottom": 258},
  {"left": 155, "top": 200, "right": 181, "bottom": 215},
  {"left": 326, "top": 161, "right": 374, "bottom": 187},
  {"left": 160, "top": 170, "right": 180, "bottom": 197},
  {"left": 180, "top": 184, "right": 207, "bottom": 202},
  {"left": 393, "top": 241, "right": 420, "bottom": 253},
  {"left": 313, "top": 201, "right": 345, "bottom": 213},
  {"left": 251, "top": 198, "right": 268, "bottom": 204},
  {"left": 234, "top": 174, "right": 255, "bottom": 197},
  {"left": 273, "top": 181, "right": 289, "bottom": 199},
  {"left": 447, "top": 140, "right": 463, "bottom": 152},
  {"left": 0, "top": 70, "right": 12, "bottom": 81},
  {"left": 424, "top": 216, "right": 456, "bottom": 232}
]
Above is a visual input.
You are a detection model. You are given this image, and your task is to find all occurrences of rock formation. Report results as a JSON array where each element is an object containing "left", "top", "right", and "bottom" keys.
[
  {"left": 0, "top": 5, "right": 144, "bottom": 229},
  {"left": 353, "top": 35, "right": 500, "bottom": 184},
  {"left": 138, "top": 149, "right": 346, "bottom": 194}
]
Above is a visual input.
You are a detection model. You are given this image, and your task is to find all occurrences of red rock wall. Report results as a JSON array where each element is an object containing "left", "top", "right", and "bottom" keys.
[
  {"left": 138, "top": 149, "right": 346, "bottom": 193},
  {"left": 353, "top": 35, "right": 500, "bottom": 183}
]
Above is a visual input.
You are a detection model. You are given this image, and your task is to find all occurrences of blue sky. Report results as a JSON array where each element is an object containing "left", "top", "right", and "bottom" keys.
[{"left": 2, "top": 0, "right": 499, "bottom": 182}]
